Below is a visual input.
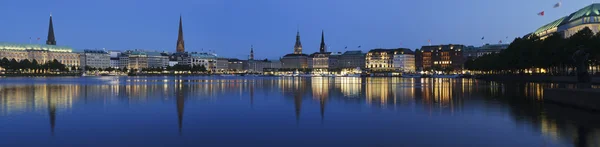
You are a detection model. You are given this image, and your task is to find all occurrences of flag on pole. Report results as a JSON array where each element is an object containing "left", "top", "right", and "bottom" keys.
[
  {"left": 538, "top": 11, "right": 545, "bottom": 16},
  {"left": 554, "top": 2, "right": 561, "bottom": 8}
]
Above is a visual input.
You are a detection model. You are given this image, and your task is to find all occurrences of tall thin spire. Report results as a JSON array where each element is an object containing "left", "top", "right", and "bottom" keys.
[
  {"left": 319, "top": 30, "right": 326, "bottom": 53},
  {"left": 249, "top": 45, "right": 254, "bottom": 60},
  {"left": 294, "top": 30, "right": 303, "bottom": 54},
  {"left": 176, "top": 15, "right": 185, "bottom": 53},
  {"left": 46, "top": 14, "right": 56, "bottom": 45}
]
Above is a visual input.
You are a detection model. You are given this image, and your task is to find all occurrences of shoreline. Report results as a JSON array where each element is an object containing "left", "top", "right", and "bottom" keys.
[{"left": 477, "top": 75, "right": 600, "bottom": 84}]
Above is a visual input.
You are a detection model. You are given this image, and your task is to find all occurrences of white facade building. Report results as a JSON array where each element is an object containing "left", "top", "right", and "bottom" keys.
[
  {"left": 189, "top": 52, "right": 217, "bottom": 71},
  {"left": 80, "top": 49, "right": 110, "bottom": 69},
  {"left": 147, "top": 52, "right": 169, "bottom": 68},
  {"left": 392, "top": 49, "right": 416, "bottom": 73}
]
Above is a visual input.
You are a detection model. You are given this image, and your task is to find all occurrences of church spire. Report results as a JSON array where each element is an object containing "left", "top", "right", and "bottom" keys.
[
  {"left": 249, "top": 45, "right": 254, "bottom": 60},
  {"left": 46, "top": 14, "right": 56, "bottom": 45},
  {"left": 176, "top": 15, "right": 185, "bottom": 53},
  {"left": 293, "top": 30, "right": 303, "bottom": 54},
  {"left": 319, "top": 30, "right": 326, "bottom": 53}
]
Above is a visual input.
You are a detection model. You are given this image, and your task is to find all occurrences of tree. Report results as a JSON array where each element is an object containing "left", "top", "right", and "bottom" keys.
[
  {"left": 19, "top": 59, "right": 32, "bottom": 71},
  {"left": 199, "top": 65, "right": 207, "bottom": 72},
  {"left": 0, "top": 57, "right": 8, "bottom": 68},
  {"left": 468, "top": 27, "right": 600, "bottom": 75},
  {"left": 32, "top": 59, "right": 40, "bottom": 70},
  {"left": 9, "top": 59, "right": 18, "bottom": 71}
]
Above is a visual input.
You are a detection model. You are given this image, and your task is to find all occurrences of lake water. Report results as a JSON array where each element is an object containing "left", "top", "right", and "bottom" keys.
[{"left": 0, "top": 76, "right": 598, "bottom": 147}]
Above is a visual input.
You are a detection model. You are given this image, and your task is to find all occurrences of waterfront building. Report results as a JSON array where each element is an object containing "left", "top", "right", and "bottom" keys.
[
  {"left": 118, "top": 53, "right": 129, "bottom": 69},
  {"left": 533, "top": 3, "right": 600, "bottom": 39},
  {"left": 189, "top": 52, "right": 217, "bottom": 71},
  {"left": 463, "top": 44, "right": 509, "bottom": 59},
  {"left": 228, "top": 58, "right": 245, "bottom": 72},
  {"left": 366, "top": 49, "right": 408, "bottom": 72},
  {"left": 168, "top": 61, "right": 178, "bottom": 67},
  {"left": 0, "top": 43, "right": 80, "bottom": 68},
  {"left": 146, "top": 51, "right": 169, "bottom": 68},
  {"left": 309, "top": 52, "right": 342, "bottom": 72},
  {"left": 216, "top": 58, "right": 229, "bottom": 73},
  {"left": 243, "top": 46, "right": 276, "bottom": 73},
  {"left": 281, "top": 31, "right": 309, "bottom": 69},
  {"left": 392, "top": 49, "right": 416, "bottom": 73},
  {"left": 268, "top": 60, "right": 282, "bottom": 69},
  {"left": 108, "top": 50, "right": 121, "bottom": 68},
  {"left": 308, "top": 31, "right": 331, "bottom": 71},
  {"left": 0, "top": 15, "right": 79, "bottom": 68},
  {"left": 328, "top": 52, "right": 341, "bottom": 70},
  {"left": 338, "top": 50, "right": 366, "bottom": 69},
  {"left": 127, "top": 50, "right": 148, "bottom": 70},
  {"left": 416, "top": 44, "right": 465, "bottom": 72},
  {"left": 246, "top": 60, "right": 268, "bottom": 73},
  {"left": 80, "top": 49, "right": 110, "bottom": 69}
]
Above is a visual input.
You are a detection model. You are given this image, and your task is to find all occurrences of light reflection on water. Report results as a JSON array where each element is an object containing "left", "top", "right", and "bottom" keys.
[{"left": 0, "top": 76, "right": 598, "bottom": 146}]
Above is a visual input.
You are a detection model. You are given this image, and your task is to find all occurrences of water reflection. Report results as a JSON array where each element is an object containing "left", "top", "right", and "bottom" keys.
[{"left": 0, "top": 77, "right": 598, "bottom": 146}]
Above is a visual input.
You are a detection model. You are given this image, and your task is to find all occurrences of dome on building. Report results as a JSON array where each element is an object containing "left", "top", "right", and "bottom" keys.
[{"left": 534, "top": 3, "right": 600, "bottom": 38}]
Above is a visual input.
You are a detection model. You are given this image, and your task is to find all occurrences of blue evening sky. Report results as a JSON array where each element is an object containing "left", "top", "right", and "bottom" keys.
[{"left": 0, "top": 0, "right": 595, "bottom": 59}]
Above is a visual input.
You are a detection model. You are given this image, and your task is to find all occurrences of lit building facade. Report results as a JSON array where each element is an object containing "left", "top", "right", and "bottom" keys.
[
  {"left": 0, "top": 43, "right": 80, "bottom": 68},
  {"left": 281, "top": 30, "right": 309, "bottom": 69},
  {"left": 127, "top": 51, "right": 148, "bottom": 70},
  {"left": 80, "top": 49, "right": 110, "bottom": 69},
  {"left": 309, "top": 53, "right": 331, "bottom": 69},
  {"left": 282, "top": 54, "right": 308, "bottom": 69},
  {"left": 189, "top": 52, "right": 217, "bottom": 71},
  {"left": 366, "top": 49, "right": 407, "bottom": 71},
  {"left": 392, "top": 49, "right": 416, "bottom": 73},
  {"left": 416, "top": 44, "right": 465, "bottom": 71},
  {"left": 533, "top": 3, "right": 600, "bottom": 39}
]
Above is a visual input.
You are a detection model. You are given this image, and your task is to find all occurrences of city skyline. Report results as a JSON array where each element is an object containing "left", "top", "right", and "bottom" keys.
[{"left": 0, "top": 0, "right": 596, "bottom": 59}]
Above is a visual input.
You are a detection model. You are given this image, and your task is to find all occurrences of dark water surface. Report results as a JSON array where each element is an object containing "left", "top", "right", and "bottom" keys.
[{"left": 0, "top": 76, "right": 599, "bottom": 147}]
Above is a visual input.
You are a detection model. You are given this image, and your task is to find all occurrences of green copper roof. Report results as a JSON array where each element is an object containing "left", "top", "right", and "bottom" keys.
[
  {"left": 534, "top": 16, "right": 565, "bottom": 35},
  {"left": 567, "top": 4, "right": 600, "bottom": 22},
  {"left": 534, "top": 3, "right": 600, "bottom": 35},
  {"left": 0, "top": 42, "right": 72, "bottom": 52}
]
